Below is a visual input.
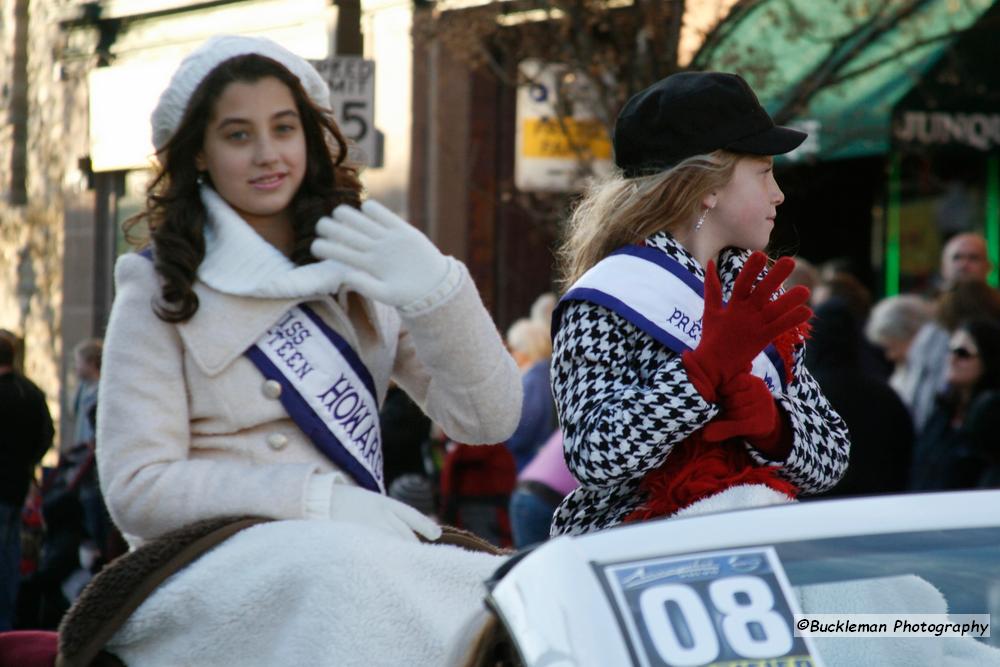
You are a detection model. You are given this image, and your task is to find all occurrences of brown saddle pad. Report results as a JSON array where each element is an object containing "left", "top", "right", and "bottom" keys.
[{"left": 56, "top": 518, "right": 508, "bottom": 667}]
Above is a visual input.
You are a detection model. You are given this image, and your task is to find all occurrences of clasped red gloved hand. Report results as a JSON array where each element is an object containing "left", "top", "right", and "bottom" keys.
[
  {"left": 682, "top": 252, "right": 811, "bottom": 403},
  {"left": 701, "top": 371, "right": 791, "bottom": 459}
]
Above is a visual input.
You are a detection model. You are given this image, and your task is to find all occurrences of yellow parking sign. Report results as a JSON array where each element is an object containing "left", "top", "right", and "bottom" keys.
[{"left": 521, "top": 117, "right": 612, "bottom": 160}]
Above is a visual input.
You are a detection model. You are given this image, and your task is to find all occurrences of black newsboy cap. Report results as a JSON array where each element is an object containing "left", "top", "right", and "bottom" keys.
[{"left": 613, "top": 71, "right": 807, "bottom": 177}]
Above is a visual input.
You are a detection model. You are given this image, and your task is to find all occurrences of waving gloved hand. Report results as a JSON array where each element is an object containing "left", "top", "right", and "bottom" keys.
[
  {"left": 311, "top": 200, "right": 451, "bottom": 310},
  {"left": 327, "top": 478, "right": 442, "bottom": 543},
  {"left": 682, "top": 252, "right": 811, "bottom": 402}
]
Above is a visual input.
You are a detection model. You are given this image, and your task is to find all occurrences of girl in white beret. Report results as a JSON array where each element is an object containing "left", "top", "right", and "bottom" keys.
[{"left": 95, "top": 34, "right": 520, "bottom": 665}]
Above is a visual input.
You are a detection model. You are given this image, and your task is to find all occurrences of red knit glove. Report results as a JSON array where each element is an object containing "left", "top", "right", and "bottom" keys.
[
  {"left": 702, "top": 372, "right": 791, "bottom": 460},
  {"left": 682, "top": 252, "right": 811, "bottom": 402}
]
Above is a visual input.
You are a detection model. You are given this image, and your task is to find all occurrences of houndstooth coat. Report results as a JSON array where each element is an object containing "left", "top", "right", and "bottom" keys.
[{"left": 550, "top": 231, "right": 850, "bottom": 536}]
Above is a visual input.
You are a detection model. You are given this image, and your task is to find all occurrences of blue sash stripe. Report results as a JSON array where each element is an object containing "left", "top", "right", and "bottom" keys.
[
  {"left": 245, "top": 345, "right": 381, "bottom": 493},
  {"left": 560, "top": 287, "right": 695, "bottom": 355},
  {"left": 298, "top": 303, "right": 377, "bottom": 400},
  {"left": 609, "top": 245, "right": 706, "bottom": 296}
]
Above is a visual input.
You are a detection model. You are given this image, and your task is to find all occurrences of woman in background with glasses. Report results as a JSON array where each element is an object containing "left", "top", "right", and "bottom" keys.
[{"left": 909, "top": 317, "right": 1000, "bottom": 491}]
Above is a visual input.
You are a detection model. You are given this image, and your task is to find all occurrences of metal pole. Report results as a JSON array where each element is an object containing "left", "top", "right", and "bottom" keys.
[{"left": 335, "top": 0, "right": 362, "bottom": 56}]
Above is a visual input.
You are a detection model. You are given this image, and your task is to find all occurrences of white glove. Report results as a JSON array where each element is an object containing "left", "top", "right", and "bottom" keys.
[
  {"left": 311, "top": 200, "right": 451, "bottom": 310},
  {"left": 327, "top": 478, "right": 442, "bottom": 543}
]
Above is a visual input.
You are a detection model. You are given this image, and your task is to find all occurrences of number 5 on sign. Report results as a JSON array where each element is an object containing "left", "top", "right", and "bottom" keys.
[
  {"left": 340, "top": 100, "right": 368, "bottom": 143},
  {"left": 601, "top": 547, "right": 823, "bottom": 667}
]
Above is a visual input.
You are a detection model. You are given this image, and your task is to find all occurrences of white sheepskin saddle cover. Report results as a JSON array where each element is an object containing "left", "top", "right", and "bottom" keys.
[{"left": 107, "top": 520, "right": 506, "bottom": 666}]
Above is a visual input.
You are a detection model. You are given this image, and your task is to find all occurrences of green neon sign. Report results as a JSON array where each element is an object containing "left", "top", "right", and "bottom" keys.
[
  {"left": 987, "top": 155, "right": 999, "bottom": 288},
  {"left": 885, "top": 153, "right": 901, "bottom": 297}
]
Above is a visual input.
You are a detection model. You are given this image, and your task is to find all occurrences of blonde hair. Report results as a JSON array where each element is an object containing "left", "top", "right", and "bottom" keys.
[
  {"left": 558, "top": 150, "right": 742, "bottom": 289},
  {"left": 506, "top": 318, "right": 552, "bottom": 364}
]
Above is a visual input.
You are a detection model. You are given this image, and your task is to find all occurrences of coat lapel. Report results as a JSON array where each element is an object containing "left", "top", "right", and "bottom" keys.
[
  {"left": 177, "top": 285, "right": 302, "bottom": 377},
  {"left": 176, "top": 285, "right": 387, "bottom": 378}
]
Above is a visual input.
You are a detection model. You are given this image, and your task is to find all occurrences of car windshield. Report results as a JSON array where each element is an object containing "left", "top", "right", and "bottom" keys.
[
  {"left": 768, "top": 526, "right": 1000, "bottom": 666},
  {"left": 775, "top": 526, "right": 1000, "bottom": 619}
]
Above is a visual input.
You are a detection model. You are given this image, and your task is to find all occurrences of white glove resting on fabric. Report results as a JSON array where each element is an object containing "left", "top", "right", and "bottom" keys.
[
  {"left": 306, "top": 472, "right": 441, "bottom": 543},
  {"left": 311, "top": 200, "right": 456, "bottom": 313}
]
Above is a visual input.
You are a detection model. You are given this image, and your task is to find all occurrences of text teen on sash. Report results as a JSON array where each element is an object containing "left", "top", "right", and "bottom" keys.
[
  {"left": 550, "top": 72, "right": 850, "bottom": 537},
  {"left": 97, "top": 35, "right": 522, "bottom": 547}
]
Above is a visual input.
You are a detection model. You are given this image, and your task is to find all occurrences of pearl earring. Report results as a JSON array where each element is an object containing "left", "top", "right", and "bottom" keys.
[
  {"left": 196, "top": 172, "right": 206, "bottom": 185},
  {"left": 695, "top": 209, "right": 708, "bottom": 232}
]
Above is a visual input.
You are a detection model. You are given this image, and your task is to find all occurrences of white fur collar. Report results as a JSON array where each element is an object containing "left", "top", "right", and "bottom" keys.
[
  {"left": 197, "top": 185, "right": 345, "bottom": 299},
  {"left": 671, "top": 484, "right": 795, "bottom": 520}
]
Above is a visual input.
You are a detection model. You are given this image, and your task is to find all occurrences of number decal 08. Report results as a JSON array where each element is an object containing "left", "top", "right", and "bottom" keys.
[{"left": 638, "top": 575, "right": 793, "bottom": 665}]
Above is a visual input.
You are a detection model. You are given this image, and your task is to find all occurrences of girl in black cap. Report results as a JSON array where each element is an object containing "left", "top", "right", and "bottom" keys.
[{"left": 549, "top": 71, "right": 850, "bottom": 536}]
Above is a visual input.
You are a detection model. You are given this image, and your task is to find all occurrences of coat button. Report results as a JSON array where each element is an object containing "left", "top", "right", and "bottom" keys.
[
  {"left": 262, "top": 380, "right": 282, "bottom": 399},
  {"left": 267, "top": 433, "right": 289, "bottom": 451}
]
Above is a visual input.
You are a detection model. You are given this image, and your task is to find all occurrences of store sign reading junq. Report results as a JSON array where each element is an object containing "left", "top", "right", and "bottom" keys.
[{"left": 894, "top": 110, "right": 1000, "bottom": 151}]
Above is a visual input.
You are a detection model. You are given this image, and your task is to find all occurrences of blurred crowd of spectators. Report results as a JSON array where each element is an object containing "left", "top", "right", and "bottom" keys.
[{"left": 795, "top": 232, "right": 1000, "bottom": 498}]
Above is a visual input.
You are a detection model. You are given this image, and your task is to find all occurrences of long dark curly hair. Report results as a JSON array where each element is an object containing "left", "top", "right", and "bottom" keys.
[{"left": 126, "top": 54, "right": 363, "bottom": 322}]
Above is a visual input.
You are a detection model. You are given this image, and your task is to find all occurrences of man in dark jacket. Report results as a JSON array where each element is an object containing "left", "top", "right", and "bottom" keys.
[{"left": 0, "top": 331, "right": 54, "bottom": 630}]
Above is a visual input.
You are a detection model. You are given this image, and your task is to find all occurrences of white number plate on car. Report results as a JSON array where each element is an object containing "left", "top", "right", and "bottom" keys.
[{"left": 598, "top": 547, "right": 823, "bottom": 667}]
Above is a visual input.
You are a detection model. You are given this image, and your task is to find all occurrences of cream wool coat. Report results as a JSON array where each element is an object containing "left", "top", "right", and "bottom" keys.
[{"left": 97, "top": 187, "right": 522, "bottom": 544}]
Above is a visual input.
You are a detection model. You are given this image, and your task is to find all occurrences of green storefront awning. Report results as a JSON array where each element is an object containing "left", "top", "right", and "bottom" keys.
[{"left": 693, "top": 0, "right": 995, "bottom": 162}]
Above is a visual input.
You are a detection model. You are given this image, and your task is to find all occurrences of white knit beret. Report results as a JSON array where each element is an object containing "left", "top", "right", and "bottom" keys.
[{"left": 151, "top": 34, "right": 331, "bottom": 151}]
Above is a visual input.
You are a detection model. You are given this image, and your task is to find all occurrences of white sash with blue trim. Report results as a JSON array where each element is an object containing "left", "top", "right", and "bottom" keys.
[
  {"left": 246, "top": 304, "right": 384, "bottom": 493},
  {"left": 556, "top": 245, "right": 789, "bottom": 393}
]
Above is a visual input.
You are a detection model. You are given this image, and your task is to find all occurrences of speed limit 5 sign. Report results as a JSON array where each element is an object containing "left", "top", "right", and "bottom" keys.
[{"left": 311, "top": 57, "right": 377, "bottom": 167}]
